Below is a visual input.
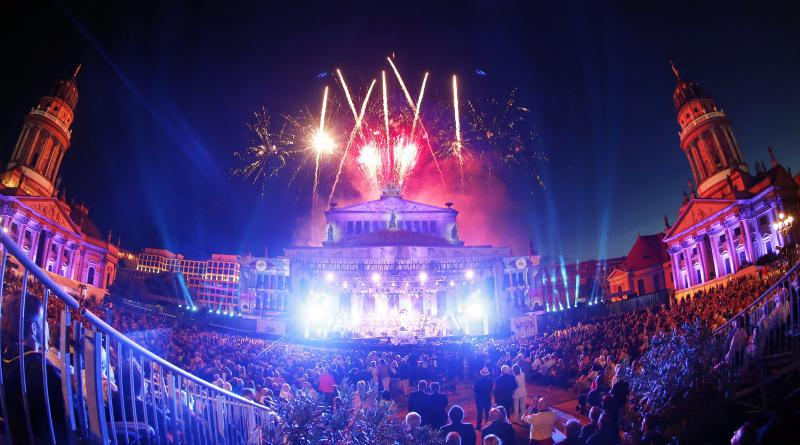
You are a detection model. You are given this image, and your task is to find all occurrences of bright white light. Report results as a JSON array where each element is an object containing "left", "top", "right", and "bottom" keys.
[
  {"left": 178, "top": 304, "right": 182, "bottom": 308},
  {"left": 342, "top": 281, "right": 349, "bottom": 289},
  {"left": 311, "top": 130, "right": 336, "bottom": 155},
  {"left": 305, "top": 303, "right": 323, "bottom": 323},
  {"left": 216, "top": 310, "right": 221, "bottom": 315},
  {"left": 324, "top": 272, "right": 335, "bottom": 283},
  {"left": 418, "top": 271, "right": 429, "bottom": 284},
  {"left": 371, "top": 272, "right": 381, "bottom": 284},
  {"left": 465, "top": 269, "right": 475, "bottom": 280},
  {"left": 466, "top": 301, "right": 484, "bottom": 319},
  {"left": 449, "top": 280, "right": 456, "bottom": 287}
]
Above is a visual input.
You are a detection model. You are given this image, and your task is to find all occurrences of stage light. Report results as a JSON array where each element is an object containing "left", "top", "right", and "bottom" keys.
[
  {"left": 229, "top": 312, "right": 234, "bottom": 317},
  {"left": 324, "top": 272, "right": 335, "bottom": 283},
  {"left": 466, "top": 301, "right": 484, "bottom": 319},
  {"left": 342, "top": 281, "right": 349, "bottom": 289},
  {"left": 178, "top": 304, "right": 182, "bottom": 308},
  {"left": 465, "top": 269, "right": 475, "bottom": 280},
  {"left": 371, "top": 272, "right": 381, "bottom": 284},
  {"left": 449, "top": 280, "right": 456, "bottom": 287},
  {"left": 418, "top": 271, "right": 428, "bottom": 284},
  {"left": 216, "top": 310, "right": 221, "bottom": 315},
  {"left": 305, "top": 303, "right": 324, "bottom": 324}
]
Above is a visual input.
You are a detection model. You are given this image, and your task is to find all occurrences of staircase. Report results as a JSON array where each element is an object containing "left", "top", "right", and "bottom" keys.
[
  {"left": 0, "top": 230, "right": 273, "bottom": 444},
  {"left": 714, "top": 260, "right": 800, "bottom": 413}
]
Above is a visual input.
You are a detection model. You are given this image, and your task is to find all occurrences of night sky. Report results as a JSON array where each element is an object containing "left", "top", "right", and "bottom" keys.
[{"left": 2, "top": 1, "right": 799, "bottom": 261}]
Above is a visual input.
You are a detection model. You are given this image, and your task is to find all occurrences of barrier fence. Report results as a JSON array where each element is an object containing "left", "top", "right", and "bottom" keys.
[
  {"left": 0, "top": 230, "right": 274, "bottom": 445},
  {"left": 714, "top": 261, "right": 800, "bottom": 375}
]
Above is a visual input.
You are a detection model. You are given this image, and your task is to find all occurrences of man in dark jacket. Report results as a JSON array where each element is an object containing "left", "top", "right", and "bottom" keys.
[
  {"left": 473, "top": 367, "right": 493, "bottom": 429},
  {"left": 494, "top": 365, "right": 518, "bottom": 416},
  {"left": 429, "top": 382, "right": 449, "bottom": 429},
  {"left": 440, "top": 405, "right": 477, "bottom": 445},
  {"left": 481, "top": 408, "right": 516, "bottom": 445},
  {"left": 2, "top": 295, "right": 67, "bottom": 445},
  {"left": 408, "top": 380, "right": 431, "bottom": 424}
]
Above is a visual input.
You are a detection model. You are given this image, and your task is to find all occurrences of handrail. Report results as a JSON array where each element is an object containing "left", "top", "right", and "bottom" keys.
[
  {"left": 713, "top": 260, "right": 799, "bottom": 334},
  {"left": 0, "top": 230, "right": 268, "bottom": 411}
]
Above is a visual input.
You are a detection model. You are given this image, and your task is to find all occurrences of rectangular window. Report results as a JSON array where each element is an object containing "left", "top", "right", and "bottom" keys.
[{"left": 347, "top": 221, "right": 353, "bottom": 234}]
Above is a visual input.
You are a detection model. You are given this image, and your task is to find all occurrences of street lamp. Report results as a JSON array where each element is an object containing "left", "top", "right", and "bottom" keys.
[{"left": 773, "top": 212, "right": 794, "bottom": 235}]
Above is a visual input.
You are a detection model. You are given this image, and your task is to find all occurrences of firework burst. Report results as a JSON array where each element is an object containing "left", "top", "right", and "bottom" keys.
[{"left": 231, "top": 58, "right": 549, "bottom": 204}]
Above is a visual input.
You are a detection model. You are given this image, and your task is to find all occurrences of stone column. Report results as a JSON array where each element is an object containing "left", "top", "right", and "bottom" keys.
[
  {"left": 709, "top": 234, "right": 722, "bottom": 278},
  {"left": 29, "top": 228, "right": 41, "bottom": 261},
  {"left": 725, "top": 225, "right": 739, "bottom": 273},
  {"left": 669, "top": 250, "right": 681, "bottom": 290},
  {"left": 740, "top": 218, "right": 755, "bottom": 262},
  {"left": 767, "top": 208, "right": 782, "bottom": 248},
  {"left": 682, "top": 247, "right": 695, "bottom": 287},
  {"left": 696, "top": 237, "right": 709, "bottom": 283}
]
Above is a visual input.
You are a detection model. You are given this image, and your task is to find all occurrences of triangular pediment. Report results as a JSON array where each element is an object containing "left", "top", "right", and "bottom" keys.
[
  {"left": 606, "top": 268, "right": 628, "bottom": 282},
  {"left": 332, "top": 196, "right": 452, "bottom": 214},
  {"left": 665, "top": 199, "right": 733, "bottom": 238},
  {"left": 13, "top": 197, "right": 81, "bottom": 234}
]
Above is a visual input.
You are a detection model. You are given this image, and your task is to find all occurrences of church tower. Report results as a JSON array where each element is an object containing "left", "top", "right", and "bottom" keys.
[
  {"left": 1, "top": 66, "right": 80, "bottom": 197},
  {"left": 673, "top": 63, "right": 748, "bottom": 199}
]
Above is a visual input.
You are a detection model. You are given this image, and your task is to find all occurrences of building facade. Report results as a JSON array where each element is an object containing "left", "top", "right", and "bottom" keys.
[
  {"left": 0, "top": 67, "right": 119, "bottom": 296},
  {"left": 284, "top": 188, "right": 514, "bottom": 338},
  {"left": 607, "top": 233, "right": 671, "bottom": 299},
  {"left": 663, "top": 65, "right": 800, "bottom": 292}
]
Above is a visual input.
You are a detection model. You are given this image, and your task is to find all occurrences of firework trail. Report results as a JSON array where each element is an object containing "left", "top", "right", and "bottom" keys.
[{"left": 232, "top": 57, "right": 550, "bottom": 210}]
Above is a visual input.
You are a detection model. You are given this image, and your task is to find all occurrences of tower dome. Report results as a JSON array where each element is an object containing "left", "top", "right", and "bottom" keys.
[{"left": 50, "top": 65, "right": 80, "bottom": 109}]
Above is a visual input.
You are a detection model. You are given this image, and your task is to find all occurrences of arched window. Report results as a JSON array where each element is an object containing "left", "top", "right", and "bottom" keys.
[{"left": 86, "top": 266, "right": 95, "bottom": 286}]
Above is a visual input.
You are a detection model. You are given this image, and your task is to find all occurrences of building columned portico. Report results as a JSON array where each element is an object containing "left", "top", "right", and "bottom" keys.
[{"left": 663, "top": 65, "right": 799, "bottom": 292}]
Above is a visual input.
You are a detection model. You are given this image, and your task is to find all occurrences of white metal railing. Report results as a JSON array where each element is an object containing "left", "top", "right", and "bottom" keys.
[
  {"left": 0, "top": 230, "right": 274, "bottom": 444},
  {"left": 715, "top": 260, "right": 800, "bottom": 375}
]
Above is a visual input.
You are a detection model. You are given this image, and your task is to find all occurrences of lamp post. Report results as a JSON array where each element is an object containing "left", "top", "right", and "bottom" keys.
[{"left": 773, "top": 212, "right": 794, "bottom": 235}]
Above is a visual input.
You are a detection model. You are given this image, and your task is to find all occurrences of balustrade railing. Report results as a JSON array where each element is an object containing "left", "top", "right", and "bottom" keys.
[
  {"left": 714, "top": 260, "right": 800, "bottom": 375},
  {"left": 0, "top": 230, "right": 274, "bottom": 445}
]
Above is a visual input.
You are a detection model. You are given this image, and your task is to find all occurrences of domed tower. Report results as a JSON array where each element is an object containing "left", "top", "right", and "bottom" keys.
[
  {"left": 1, "top": 65, "right": 81, "bottom": 197},
  {"left": 673, "top": 63, "right": 748, "bottom": 199}
]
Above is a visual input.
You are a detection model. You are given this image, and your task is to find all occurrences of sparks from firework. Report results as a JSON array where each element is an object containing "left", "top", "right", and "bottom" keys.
[{"left": 232, "top": 58, "right": 549, "bottom": 206}]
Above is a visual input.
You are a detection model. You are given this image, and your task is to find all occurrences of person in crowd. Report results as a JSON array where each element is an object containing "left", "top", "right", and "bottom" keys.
[
  {"left": 580, "top": 407, "right": 601, "bottom": 441},
  {"left": 446, "top": 431, "right": 463, "bottom": 445},
  {"left": 494, "top": 365, "right": 518, "bottom": 416},
  {"left": 522, "top": 397, "right": 558, "bottom": 445},
  {"left": 481, "top": 407, "right": 516, "bottom": 445},
  {"left": 512, "top": 363, "right": 527, "bottom": 423},
  {"left": 1, "top": 294, "right": 67, "bottom": 444},
  {"left": 378, "top": 358, "right": 391, "bottom": 392},
  {"left": 483, "top": 434, "right": 501, "bottom": 445},
  {"left": 474, "top": 366, "right": 494, "bottom": 429},
  {"left": 409, "top": 380, "right": 431, "bottom": 424},
  {"left": 398, "top": 357, "right": 411, "bottom": 395},
  {"left": 555, "top": 420, "right": 585, "bottom": 445},
  {"left": 430, "top": 381, "right": 450, "bottom": 429},
  {"left": 319, "top": 366, "right": 336, "bottom": 402},
  {"left": 440, "top": 405, "right": 477, "bottom": 445},
  {"left": 627, "top": 414, "right": 663, "bottom": 445},
  {"left": 404, "top": 411, "right": 422, "bottom": 431},
  {"left": 585, "top": 413, "right": 618, "bottom": 445}
]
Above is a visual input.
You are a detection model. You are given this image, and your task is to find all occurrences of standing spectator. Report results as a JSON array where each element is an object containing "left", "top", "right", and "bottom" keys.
[
  {"left": 318, "top": 366, "right": 336, "bottom": 403},
  {"left": 512, "top": 364, "right": 527, "bottom": 423},
  {"left": 586, "top": 413, "right": 618, "bottom": 445},
  {"left": 440, "top": 405, "right": 477, "bottom": 445},
  {"left": 494, "top": 365, "right": 518, "bottom": 416},
  {"left": 474, "top": 367, "right": 494, "bottom": 429},
  {"left": 378, "top": 359, "right": 391, "bottom": 392},
  {"left": 522, "top": 398, "right": 558, "bottom": 445},
  {"left": 580, "top": 407, "right": 601, "bottom": 441},
  {"left": 481, "top": 407, "right": 517, "bottom": 445},
  {"left": 1, "top": 295, "right": 67, "bottom": 444},
  {"left": 398, "top": 357, "right": 411, "bottom": 395},
  {"left": 429, "top": 382, "right": 449, "bottom": 429},
  {"left": 409, "top": 380, "right": 431, "bottom": 425}
]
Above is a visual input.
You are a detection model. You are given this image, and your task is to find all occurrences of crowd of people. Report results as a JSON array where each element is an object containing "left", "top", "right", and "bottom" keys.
[{"left": 0, "top": 256, "right": 795, "bottom": 444}]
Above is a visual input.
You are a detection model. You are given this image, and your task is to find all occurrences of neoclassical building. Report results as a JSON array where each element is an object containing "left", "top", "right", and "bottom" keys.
[
  {"left": 0, "top": 67, "right": 119, "bottom": 295},
  {"left": 663, "top": 65, "right": 799, "bottom": 292},
  {"left": 284, "top": 187, "right": 513, "bottom": 338}
]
